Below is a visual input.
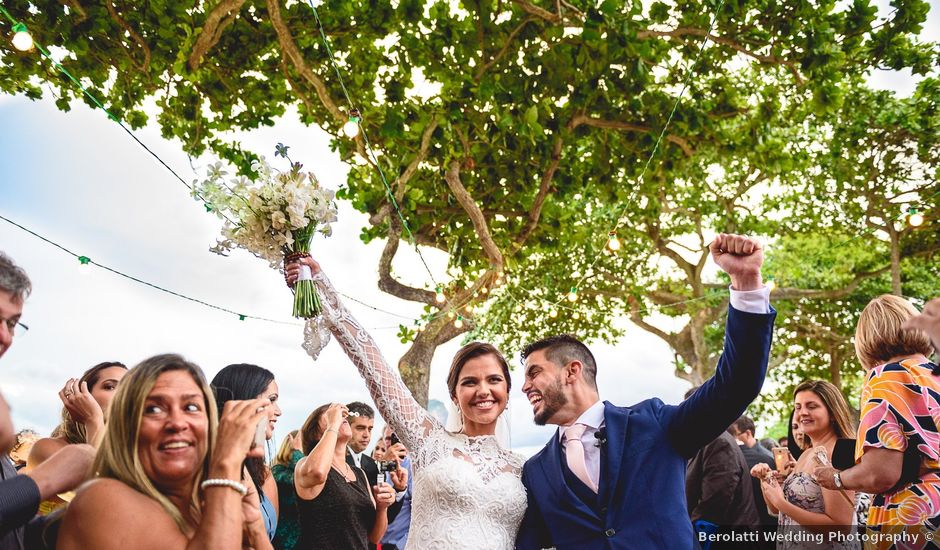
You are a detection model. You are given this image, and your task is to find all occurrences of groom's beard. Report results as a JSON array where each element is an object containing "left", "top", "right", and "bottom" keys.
[{"left": 533, "top": 379, "right": 568, "bottom": 426}]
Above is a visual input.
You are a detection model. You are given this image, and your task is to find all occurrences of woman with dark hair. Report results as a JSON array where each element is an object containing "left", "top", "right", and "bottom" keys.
[
  {"left": 815, "top": 295, "right": 939, "bottom": 549},
  {"left": 286, "top": 257, "right": 527, "bottom": 549},
  {"left": 29, "top": 362, "right": 128, "bottom": 469},
  {"left": 293, "top": 404, "right": 394, "bottom": 549},
  {"left": 211, "top": 364, "right": 281, "bottom": 542},
  {"left": 752, "top": 380, "right": 858, "bottom": 549},
  {"left": 57, "top": 354, "right": 273, "bottom": 549}
]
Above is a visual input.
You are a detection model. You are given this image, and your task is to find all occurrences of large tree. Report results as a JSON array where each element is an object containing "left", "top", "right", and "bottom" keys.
[{"left": 1, "top": 0, "right": 935, "bottom": 403}]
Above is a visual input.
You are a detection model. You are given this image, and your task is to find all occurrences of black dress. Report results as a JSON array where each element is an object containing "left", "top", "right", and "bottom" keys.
[{"left": 296, "top": 466, "right": 375, "bottom": 550}]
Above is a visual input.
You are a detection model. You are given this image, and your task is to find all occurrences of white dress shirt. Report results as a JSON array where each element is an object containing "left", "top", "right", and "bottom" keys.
[
  {"left": 558, "top": 285, "right": 771, "bottom": 486},
  {"left": 348, "top": 448, "right": 363, "bottom": 468}
]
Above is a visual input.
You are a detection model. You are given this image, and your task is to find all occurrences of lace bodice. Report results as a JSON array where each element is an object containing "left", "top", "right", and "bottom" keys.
[{"left": 304, "top": 273, "right": 528, "bottom": 549}]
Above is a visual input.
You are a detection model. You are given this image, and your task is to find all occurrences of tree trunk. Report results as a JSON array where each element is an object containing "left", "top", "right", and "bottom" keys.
[
  {"left": 889, "top": 227, "right": 902, "bottom": 296},
  {"left": 397, "top": 329, "right": 438, "bottom": 408},
  {"left": 828, "top": 347, "right": 843, "bottom": 390}
]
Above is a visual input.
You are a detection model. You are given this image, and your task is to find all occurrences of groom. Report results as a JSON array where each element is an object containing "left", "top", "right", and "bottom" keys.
[{"left": 515, "top": 234, "right": 776, "bottom": 549}]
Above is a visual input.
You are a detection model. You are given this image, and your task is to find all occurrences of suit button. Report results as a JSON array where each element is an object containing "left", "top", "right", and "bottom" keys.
[
  {"left": 600, "top": 507, "right": 608, "bottom": 515},
  {"left": 605, "top": 528, "right": 616, "bottom": 537}
]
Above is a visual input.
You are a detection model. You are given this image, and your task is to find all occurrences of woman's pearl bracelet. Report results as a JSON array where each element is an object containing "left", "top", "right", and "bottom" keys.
[{"left": 200, "top": 478, "right": 248, "bottom": 496}]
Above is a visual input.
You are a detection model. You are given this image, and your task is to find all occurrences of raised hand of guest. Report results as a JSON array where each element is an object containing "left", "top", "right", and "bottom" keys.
[
  {"left": 388, "top": 461, "right": 408, "bottom": 492},
  {"left": 59, "top": 378, "right": 105, "bottom": 445},
  {"left": 214, "top": 398, "right": 270, "bottom": 474},
  {"left": 709, "top": 233, "right": 764, "bottom": 291},
  {"left": 372, "top": 481, "right": 396, "bottom": 510},
  {"left": 750, "top": 463, "right": 772, "bottom": 481},
  {"left": 760, "top": 476, "right": 785, "bottom": 509}
]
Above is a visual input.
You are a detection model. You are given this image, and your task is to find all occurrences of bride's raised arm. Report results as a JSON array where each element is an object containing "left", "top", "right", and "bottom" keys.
[{"left": 287, "top": 257, "right": 436, "bottom": 454}]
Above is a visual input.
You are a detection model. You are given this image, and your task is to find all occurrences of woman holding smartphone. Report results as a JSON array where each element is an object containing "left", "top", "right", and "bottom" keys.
[
  {"left": 211, "top": 363, "right": 282, "bottom": 542},
  {"left": 751, "top": 380, "right": 859, "bottom": 549}
]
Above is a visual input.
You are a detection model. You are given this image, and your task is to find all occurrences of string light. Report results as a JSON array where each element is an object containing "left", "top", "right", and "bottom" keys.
[
  {"left": 481, "top": 286, "right": 488, "bottom": 294},
  {"left": 417, "top": 323, "right": 425, "bottom": 332},
  {"left": 11, "top": 22, "right": 32, "bottom": 51},
  {"left": 238, "top": 314, "right": 246, "bottom": 321},
  {"left": 607, "top": 231, "right": 621, "bottom": 251},
  {"left": 435, "top": 285, "right": 446, "bottom": 303},
  {"left": 342, "top": 109, "right": 361, "bottom": 138},
  {"left": 549, "top": 308, "right": 558, "bottom": 318},
  {"left": 908, "top": 208, "right": 925, "bottom": 227},
  {"left": 567, "top": 287, "right": 578, "bottom": 302},
  {"left": 454, "top": 315, "right": 464, "bottom": 328},
  {"left": 572, "top": 312, "right": 580, "bottom": 320},
  {"left": 77, "top": 255, "right": 91, "bottom": 274},
  {"left": 447, "top": 311, "right": 456, "bottom": 319},
  {"left": 464, "top": 304, "right": 474, "bottom": 313}
]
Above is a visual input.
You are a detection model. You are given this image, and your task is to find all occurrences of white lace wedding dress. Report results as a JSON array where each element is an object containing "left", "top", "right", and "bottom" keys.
[{"left": 303, "top": 272, "right": 528, "bottom": 549}]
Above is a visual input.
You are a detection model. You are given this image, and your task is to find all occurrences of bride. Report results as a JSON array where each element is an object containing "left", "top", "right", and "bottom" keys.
[{"left": 286, "top": 257, "right": 527, "bottom": 549}]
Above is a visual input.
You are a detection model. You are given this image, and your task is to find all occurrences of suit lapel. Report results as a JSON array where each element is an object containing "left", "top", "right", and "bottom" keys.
[
  {"left": 537, "top": 428, "right": 600, "bottom": 521},
  {"left": 602, "top": 401, "right": 629, "bottom": 503}
]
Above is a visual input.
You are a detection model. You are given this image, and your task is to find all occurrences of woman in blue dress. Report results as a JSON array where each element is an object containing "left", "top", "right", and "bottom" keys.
[{"left": 212, "top": 363, "right": 282, "bottom": 541}]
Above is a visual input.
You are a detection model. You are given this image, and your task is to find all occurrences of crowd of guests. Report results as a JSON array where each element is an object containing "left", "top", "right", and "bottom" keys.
[
  {"left": 0, "top": 244, "right": 939, "bottom": 550},
  {"left": 685, "top": 294, "right": 940, "bottom": 550}
]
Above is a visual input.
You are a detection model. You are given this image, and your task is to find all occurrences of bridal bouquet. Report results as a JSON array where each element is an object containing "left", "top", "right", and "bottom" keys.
[{"left": 194, "top": 144, "right": 338, "bottom": 318}]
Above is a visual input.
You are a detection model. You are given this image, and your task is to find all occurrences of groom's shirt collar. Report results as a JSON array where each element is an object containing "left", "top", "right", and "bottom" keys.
[{"left": 557, "top": 400, "right": 605, "bottom": 441}]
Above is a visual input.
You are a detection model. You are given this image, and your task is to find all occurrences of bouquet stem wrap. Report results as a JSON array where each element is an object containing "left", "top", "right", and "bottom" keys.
[{"left": 286, "top": 229, "right": 321, "bottom": 318}]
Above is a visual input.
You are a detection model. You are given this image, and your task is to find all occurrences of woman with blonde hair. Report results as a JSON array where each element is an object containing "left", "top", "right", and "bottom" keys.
[
  {"left": 815, "top": 295, "right": 939, "bottom": 549},
  {"left": 57, "top": 354, "right": 274, "bottom": 550},
  {"left": 752, "top": 380, "right": 858, "bottom": 549},
  {"left": 272, "top": 430, "right": 304, "bottom": 550}
]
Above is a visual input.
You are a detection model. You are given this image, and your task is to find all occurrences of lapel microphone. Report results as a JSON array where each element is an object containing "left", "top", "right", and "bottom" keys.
[{"left": 594, "top": 428, "right": 607, "bottom": 448}]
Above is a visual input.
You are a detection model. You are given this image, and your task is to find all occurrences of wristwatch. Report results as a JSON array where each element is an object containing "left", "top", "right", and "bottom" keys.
[{"left": 833, "top": 472, "right": 843, "bottom": 489}]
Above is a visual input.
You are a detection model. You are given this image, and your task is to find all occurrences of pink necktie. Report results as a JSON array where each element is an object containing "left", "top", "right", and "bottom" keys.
[{"left": 564, "top": 423, "right": 597, "bottom": 493}]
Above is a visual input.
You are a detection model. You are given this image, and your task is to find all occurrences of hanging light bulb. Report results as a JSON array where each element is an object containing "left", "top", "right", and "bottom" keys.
[
  {"left": 343, "top": 109, "right": 361, "bottom": 138},
  {"left": 481, "top": 286, "right": 488, "bottom": 294},
  {"left": 77, "top": 255, "right": 92, "bottom": 274},
  {"left": 549, "top": 309, "right": 558, "bottom": 318},
  {"left": 607, "top": 231, "right": 621, "bottom": 251},
  {"left": 464, "top": 304, "right": 474, "bottom": 313},
  {"left": 435, "top": 285, "right": 446, "bottom": 303},
  {"left": 11, "top": 23, "right": 33, "bottom": 51},
  {"left": 567, "top": 287, "right": 578, "bottom": 302},
  {"left": 908, "top": 208, "right": 925, "bottom": 227},
  {"left": 417, "top": 323, "right": 425, "bottom": 332},
  {"left": 514, "top": 304, "right": 523, "bottom": 313},
  {"left": 572, "top": 311, "right": 581, "bottom": 320},
  {"left": 447, "top": 311, "right": 456, "bottom": 319},
  {"left": 454, "top": 315, "right": 464, "bottom": 329}
]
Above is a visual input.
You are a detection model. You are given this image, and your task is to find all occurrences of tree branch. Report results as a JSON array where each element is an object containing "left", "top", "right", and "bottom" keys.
[
  {"left": 393, "top": 117, "right": 439, "bottom": 203},
  {"left": 571, "top": 113, "right": 694, "bottom": 157},
  {"left": 636, "top": 27, "right": 805, "bottom": 83},
  {"left": 512, "top": 133, "right": 563, "bottom": 248},
  {"left": 475, "top": 17, "right": 535, "bottom": 81},
  {"left": 444, "top": 160, "right": 505, "bottom": 270},
  {"left": 377, "top": 219, "right": 438, "bottom": 305},
  {"left": 189, "top": 0, "right": 248, "bottom": 70},
  {"left": 105, "top": 0, "right": 151, "bottom": 73}
]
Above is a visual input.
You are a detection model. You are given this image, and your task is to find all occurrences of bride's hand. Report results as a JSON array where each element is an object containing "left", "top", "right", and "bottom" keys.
[{"left": 284, "top": 255, "right": 323, "bottom": 288}]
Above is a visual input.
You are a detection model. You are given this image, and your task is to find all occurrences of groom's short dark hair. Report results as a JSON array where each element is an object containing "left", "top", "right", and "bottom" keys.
[{"left": 521, "top": 335, "right": 597, "bottom": 389}]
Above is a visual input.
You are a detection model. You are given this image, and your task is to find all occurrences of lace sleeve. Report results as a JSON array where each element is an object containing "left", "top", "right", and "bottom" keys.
[{"left": 303, "top": 272, "right": 437, "bottom": 454}]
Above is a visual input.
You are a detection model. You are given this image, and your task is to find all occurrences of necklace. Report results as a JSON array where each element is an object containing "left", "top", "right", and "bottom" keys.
[{"left": 332, "top": 460, "right": 354, "bottom": 481}]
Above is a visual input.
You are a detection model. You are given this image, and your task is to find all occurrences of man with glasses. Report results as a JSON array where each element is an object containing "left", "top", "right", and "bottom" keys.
[{"left": 0, "top": 251, "right": 95, "bottom": 550}]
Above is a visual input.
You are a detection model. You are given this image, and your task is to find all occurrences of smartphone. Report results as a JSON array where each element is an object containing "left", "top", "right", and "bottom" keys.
[
  {"left": 389, "top": 433, "right": 400, "bottom": 446},
  {"left": 772, "top": 447, "right": 791, "bottom": 471},
  {"left": 253, "top": 416, "right": 267, "bottom": 448}
]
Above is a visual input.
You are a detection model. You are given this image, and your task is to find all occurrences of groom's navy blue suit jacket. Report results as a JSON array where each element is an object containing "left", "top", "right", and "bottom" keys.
[{"left": 516, "top": 305, "right": 776, "bottom": 550}]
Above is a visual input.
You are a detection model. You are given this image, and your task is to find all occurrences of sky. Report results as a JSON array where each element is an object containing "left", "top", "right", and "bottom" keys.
[{"left": 0, "top": 1, "right": 936, "bottom": 457}]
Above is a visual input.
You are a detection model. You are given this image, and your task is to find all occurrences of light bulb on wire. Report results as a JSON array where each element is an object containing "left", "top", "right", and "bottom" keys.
[
  {"left": 77, "top": 255, "right": 92, "bottom": 274},
  {"left": 11, "top": 23, "right": 33, "bottom": 51},
  {"left": 549, "top": 308, "right": 558, "bottom": 319},
  {"left": 607, "top": 231, "right": 621, "bottom": 251},
  {"left": 454, "top": 315, "right": 464, "bottom": 329},
  {"left": 572, "top": 312, "right": 581, "bottom": 320},
  {"left": 908, "top": 208, "right": 925, "bottom": 227},
  {"left": 567, "top": 287, "right": 578, "bottom": 302},
  {"left": 435, "top": 285, "right": 446, "bottom": 303},
  {"left": 343, "top": 109, "right": 361, "bottom": 138}
]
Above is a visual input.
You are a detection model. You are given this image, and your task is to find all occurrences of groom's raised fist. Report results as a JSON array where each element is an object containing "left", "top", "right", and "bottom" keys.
[{"left": 709, "top": 234, "right": 763, "bottom": 291}]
